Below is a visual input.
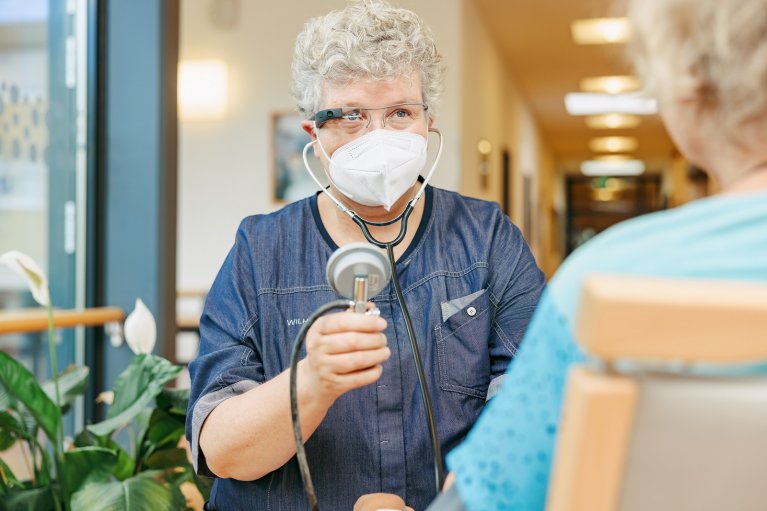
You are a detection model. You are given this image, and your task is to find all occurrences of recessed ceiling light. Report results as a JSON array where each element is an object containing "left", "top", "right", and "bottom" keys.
[
  {"left": 571, "top": 18, "right": 631, "bottom": 45},
  {"left": 580, "top": 75, "right": 641, "bottom": 94},
  {"left": 589, "top": 136, "right": 638, "bottom": 153},
  {"left": 585, "top": 114, "right": 642, "bottom": 130},
  {"left": 565, "top": 92, "right": 657, "bottom": 116},
  {"left": 581, "top": 159, "right": 645, "bottom": 176},
  {"left": 594, "top": 154, "right": 633, "bottom": 162}
]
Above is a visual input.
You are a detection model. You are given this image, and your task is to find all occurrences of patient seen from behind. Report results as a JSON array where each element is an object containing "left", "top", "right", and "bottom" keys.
[{"left": 434, "top": 0, "right": 767, "bottom": 509}]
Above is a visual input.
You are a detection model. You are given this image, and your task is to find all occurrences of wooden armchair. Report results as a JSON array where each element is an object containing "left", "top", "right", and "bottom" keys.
[{"left": 546, "top": 275, "right": 767, "bottom": 511}]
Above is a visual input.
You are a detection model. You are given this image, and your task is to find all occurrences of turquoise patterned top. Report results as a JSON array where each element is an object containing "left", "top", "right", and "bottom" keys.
[{"left": 446, "top": 191, "right": 767, "bottom": 511}]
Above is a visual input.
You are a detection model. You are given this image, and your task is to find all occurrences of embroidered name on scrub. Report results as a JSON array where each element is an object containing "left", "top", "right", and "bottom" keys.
[{"left": 287, "top": 317, "right": 309, "bottom": 326}]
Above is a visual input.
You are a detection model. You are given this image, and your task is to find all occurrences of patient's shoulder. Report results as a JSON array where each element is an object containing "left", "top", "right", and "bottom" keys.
[{"left": 548, "top": 193, "right": 767, "bottom": 320}]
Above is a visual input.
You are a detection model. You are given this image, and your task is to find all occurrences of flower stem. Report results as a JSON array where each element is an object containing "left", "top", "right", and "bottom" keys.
[
  {"left": 46, "top": 305, "right": 63, "bottom": 452},
  {"left": 46, "top": 304, "right": 68, "bottom": 511}
]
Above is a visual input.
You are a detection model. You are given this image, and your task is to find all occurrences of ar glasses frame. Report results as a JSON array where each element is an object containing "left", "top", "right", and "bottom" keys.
[{"left": 312, "top": 102, "right": 428, "bottom": 129}]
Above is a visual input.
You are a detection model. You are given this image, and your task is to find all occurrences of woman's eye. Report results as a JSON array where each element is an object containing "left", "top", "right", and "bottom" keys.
[{"left": 344, "top": 111, "right": 364, "bottom": 121}]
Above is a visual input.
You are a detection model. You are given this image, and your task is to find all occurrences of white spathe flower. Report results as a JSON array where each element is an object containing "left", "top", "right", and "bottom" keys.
[
  {"left": 124, "top": 298, "right": 156, "bottom": 355},
  {"left": 96, "top": 390, "right": 114, "bottom": 405},
  {"left": 0, "top": 250, "right": 50, "bottom": 307}
]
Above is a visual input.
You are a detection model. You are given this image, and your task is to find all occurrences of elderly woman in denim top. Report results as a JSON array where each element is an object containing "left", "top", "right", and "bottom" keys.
[
  {"left": 420, "top": 0, "right": 767, "bottom": 510},
  {"left": 185, "top": 1, "right": 545, "bottom": 510}
]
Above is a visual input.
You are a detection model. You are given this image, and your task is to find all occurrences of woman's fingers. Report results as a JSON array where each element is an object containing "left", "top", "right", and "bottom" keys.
[
  {"left": 317, "top": 346, "right": 391, "bottom": 376},
  {"left": 313, "top": 331, "right": 388, "bottom": 354},
  {"left": 315, "top": 310, "right": 387, "bottom": 335}
]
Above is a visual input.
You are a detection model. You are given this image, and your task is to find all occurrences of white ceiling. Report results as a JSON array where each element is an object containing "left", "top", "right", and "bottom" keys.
[{"left": 474, "top": 0, "right": 675, "bottom": 165}]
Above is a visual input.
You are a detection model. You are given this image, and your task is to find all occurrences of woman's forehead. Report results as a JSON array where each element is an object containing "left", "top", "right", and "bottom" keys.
[{"left": 320, "top": 74, "right": 423, "bottom": 108}]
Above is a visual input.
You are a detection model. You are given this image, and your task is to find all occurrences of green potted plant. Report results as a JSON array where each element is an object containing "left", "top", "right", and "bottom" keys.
[{"left": 0, "top": 251, "right": 211, "bottom": 510}]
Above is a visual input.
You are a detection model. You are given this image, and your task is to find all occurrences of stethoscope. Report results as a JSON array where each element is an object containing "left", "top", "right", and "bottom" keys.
[
  {"left": 297, "top": 126, "right": 447, "bottom": 503},
  {"left": 301, "top": 126, "right": 444, "bottom": 248}
]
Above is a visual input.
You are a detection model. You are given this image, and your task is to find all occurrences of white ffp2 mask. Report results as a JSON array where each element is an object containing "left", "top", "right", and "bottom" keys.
[{"left": 319, "top": 129, "right": 427, "bottom": 211}]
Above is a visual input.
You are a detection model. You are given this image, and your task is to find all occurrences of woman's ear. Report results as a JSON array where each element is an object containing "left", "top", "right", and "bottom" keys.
[
  {"left": 301, "top": 120, "right": 320, "bottom": 158},
  {"left": 301, "top": 119, "right": 317, "bottom": 139}
]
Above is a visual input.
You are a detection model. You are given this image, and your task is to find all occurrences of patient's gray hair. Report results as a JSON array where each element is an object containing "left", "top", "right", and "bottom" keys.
[
  {"left": 291, "top": 0, "right": 445, "bottom": 119},
  {"left": 626, "top": 0, "right": 767, "bottom": 132}
]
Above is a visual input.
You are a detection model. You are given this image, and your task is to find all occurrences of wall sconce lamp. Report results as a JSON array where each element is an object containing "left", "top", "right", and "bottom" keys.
[{"left": 178, "top": 60, "right": 229, "bottom": 120}]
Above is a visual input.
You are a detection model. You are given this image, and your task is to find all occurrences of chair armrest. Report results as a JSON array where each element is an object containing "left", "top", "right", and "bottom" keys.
[{"left": 576, "top": 274, "right": 767, "bottom": 363}]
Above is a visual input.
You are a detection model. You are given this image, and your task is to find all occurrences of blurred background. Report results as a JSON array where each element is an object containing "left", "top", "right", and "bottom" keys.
[{"left": 0, "top": 0, "right": 713, "bottom": 428}]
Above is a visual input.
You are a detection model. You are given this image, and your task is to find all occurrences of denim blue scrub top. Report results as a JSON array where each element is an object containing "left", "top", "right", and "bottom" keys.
[{"left": 186, "top": 185, "right": 545, "bottom": 511}]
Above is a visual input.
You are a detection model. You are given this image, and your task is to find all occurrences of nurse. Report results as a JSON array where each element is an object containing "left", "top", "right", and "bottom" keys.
[{"left": 185, "top": 1, "right": 545, "bottom": 509}]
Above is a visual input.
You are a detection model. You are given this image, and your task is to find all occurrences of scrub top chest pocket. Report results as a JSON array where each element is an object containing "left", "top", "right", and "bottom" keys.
[{"left": 435, "top": 289, "right": 492, "bottom": 399}]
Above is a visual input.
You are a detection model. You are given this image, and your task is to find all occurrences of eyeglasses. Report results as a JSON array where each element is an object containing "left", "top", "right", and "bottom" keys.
[{"left": 312, "top": 103, "right": 428, "bottom": 135}]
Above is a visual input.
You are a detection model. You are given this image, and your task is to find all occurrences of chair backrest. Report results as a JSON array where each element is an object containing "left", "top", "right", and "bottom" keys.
[{"left": 546, "top": 274, "right": 767, "bottom": 511}]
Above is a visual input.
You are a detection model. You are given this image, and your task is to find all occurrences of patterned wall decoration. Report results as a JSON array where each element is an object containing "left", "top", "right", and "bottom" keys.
[{"left": 0, "top": 81, "right": 48, "bottom": 210}]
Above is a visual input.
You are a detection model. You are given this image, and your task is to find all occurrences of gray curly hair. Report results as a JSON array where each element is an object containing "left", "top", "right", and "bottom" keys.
[
  {"left": 291, "top": 0, "right": 445, "bottom": 119},
  {"left": 626, "top": 0, "right": 767, "bottom": 133}
]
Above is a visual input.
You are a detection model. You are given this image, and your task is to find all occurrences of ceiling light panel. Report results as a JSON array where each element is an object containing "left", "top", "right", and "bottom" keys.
[
  {"left": 580, "top": 75, "right": 641, "bottom": 94},
  {"left": 565, "top": 92, "right": 657, "bottom": 116},
  {"left": 594, "top": 154, "right": 633, "bottom": 162},
  {"left": 585, "top": 114, "right": 642, "bottom": 130},
  {"left": 571, "top": 18, "right": 631, "bottom": 45},
  {"left": 589, "top": 136, "right": 638, "bottom": 153},
  {"left": 581, "top": 159, "right": 645, "bottom": 176}
]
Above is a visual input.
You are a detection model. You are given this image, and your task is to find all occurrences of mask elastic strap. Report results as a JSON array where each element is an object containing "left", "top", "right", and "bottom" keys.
[{"left": 302, "top": 139, "right": 355, "bottom": 218}]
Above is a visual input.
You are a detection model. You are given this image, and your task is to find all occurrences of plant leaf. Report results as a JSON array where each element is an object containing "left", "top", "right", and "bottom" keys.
[
  {"left": 61, "top": 446, "right": 117, "bottom": 494},
  {"left": 109, "top": 355, "right": 182, "bottom": 418},
  {"left": 193, "top": 472, "right": 214, "bottom": 501},
  {"left": 0, "top": 485, "right": 55, "bottom": 511},
  {"left": 0, "top": 380, "right": 15, "bottom": 410},
  {"left": 74, "top": 430, "right": 134, "bottom": 481},
  {"left": 193, "top": 473, "right": 214, "bottom": 501},
  {"left": 0, "top": 410, "right": 34, "bottom": 447},
  {"left": 70, "top": 471, "right": 186, "bottom": 511},
  {"left": 41, "top": 366, "right": 89, "bottom": 414},
  {"left": 87, "top": 355, "right": 180, "bottom": 437},
  {"left": 144, "top": 447, "right": 188, "bottom": 470},
  {"left": 0, "top": 456, "right": 23, "bottom": 491},
  {"left": 0, "top": 353, "right": 60, "bottom": 444},
  {"left": 156, "top": 387, "right": 190, "bottom": 415},
  {"left": 146, "top": 408, "right": 185, "bottom": 450},
  {"left": 0, "top": 429, "right": 14, "bottom": 452}
]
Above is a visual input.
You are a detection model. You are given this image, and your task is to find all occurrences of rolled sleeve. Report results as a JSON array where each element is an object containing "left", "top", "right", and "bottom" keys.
[{"left": 189, "top": 379, "right": 260, "bottom": 475}]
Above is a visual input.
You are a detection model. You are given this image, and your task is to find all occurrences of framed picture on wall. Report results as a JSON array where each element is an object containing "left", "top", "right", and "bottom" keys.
[{"left": 271, "top": 111, "right": 326, "bottom": 203}]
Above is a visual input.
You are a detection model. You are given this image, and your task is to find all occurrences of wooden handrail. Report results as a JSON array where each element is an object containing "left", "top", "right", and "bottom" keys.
[
  {"left": 0, "top": 307, "right": 125, "bottom": 335},
  {"left": 176, "top": 313, "right": 200, "bottom": 331},
  {"left": 177, "top": 289, "right": 207, "bottom": 299}
]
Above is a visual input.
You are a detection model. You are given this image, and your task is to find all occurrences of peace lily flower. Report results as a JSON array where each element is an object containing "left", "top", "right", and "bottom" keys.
[
  {"left": 0, "top": 250, "right": 64, "bottom": 458},
  {"left": 124, "top": 298, "right": 157, "bottom": 355},
  {"left": 96, "top": 390, "right": 115, "bottom": 405},
  {"left": 0, "top": 250, "right": 50, "bottom": 307}
]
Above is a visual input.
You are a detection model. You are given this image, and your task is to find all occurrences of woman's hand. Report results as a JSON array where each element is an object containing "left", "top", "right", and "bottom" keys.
[{"left": 301, "top": 306, "right": 390, "bottom": 405}]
